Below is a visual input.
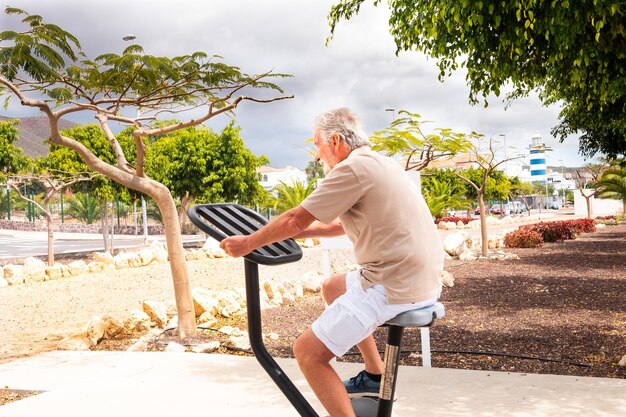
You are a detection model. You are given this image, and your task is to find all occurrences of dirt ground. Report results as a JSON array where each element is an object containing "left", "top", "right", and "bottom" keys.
[{"left": 1, "top": 223, "right": 625, "bottom": 385}]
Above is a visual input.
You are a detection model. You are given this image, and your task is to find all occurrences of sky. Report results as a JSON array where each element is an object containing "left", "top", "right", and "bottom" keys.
[{"left": 1, "top": 0, "right": 596, "bottom": 169}]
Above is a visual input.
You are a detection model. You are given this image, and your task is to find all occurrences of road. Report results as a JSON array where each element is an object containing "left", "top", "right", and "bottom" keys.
[{"left": 0, "top": 230, "right": 204, "bottom": 261}]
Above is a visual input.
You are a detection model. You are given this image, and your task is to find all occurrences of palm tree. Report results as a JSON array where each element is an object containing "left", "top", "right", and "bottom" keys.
[
  {"left": 272, "top": 179, "right": 316, "bottom": 213},
  {"left": 65, "top": 192, "right": 100, "bottom": 224},
  {"left": 596, "top": 166, "right": 626, "bottom": 214},
  {"left": 422, "top": 177, "right": 471, "bottom": 218}
]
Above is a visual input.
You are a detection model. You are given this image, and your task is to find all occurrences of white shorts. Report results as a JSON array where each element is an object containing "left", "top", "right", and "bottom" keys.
[{"left": 311, "top": 270, "right": 438, "bottom": 357}]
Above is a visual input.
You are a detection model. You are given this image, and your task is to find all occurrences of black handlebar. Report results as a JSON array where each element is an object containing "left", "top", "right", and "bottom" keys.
[{"left": 187, "top": 203, "right": 303, "bottom": 266}]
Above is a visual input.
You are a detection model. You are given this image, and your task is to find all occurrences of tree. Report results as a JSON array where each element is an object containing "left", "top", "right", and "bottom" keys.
[
  {"left": 0, "top": 8, "right": 291, "bottom": 338},
  {"left": 0, "top": 119, "right": 30, "bottom": 181},
  {"left": 328, "top": 1, "right": 626, "bottom": 158},
  {"left": 146, "top": 122, "right": 268, "bottom": 229},
  {"left": 305, "top": 160, "right": 324, "bottom": 181},
  {"left": 41, "top": 124, "right": 135, "bottom": 253},
  {"left": 271, "top": 179, "right": 316, "bottom": 213},
  {"left": 508, "top": 177, "right": 534, "bottom": 214},
  {"left": 370, "top": 110, "right": 472, "bottom": 171},
  {"left": 421, "top": 177, "right": 470, "bottom": 218},
  {"left": 8, "top": 171, "right": 94, "bottom": 265},
  {"left": 573, "top": 164, "right": 606, "bottom": 218},
  {"left": 455, "top": 136, "right": 521, "bottom": 256},
  {"left": 596, "top": 166, "right": 626, "bottom": 215}
]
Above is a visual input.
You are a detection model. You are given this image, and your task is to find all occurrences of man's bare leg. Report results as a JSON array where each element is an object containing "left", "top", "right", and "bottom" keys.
[
  {"left": 294, "top": 328, "right": 355, "bottom": 417},
  {"left": 321, "top": 274, "right": 384, "bottom": 375}
]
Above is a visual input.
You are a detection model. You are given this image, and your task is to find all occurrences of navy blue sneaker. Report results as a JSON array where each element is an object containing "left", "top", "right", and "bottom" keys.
[{"left": 343, "top": 370, "right": 380, "bottom": 398}]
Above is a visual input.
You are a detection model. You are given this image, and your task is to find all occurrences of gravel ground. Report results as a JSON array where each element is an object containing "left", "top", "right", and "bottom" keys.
[{"left": 0, "top": 246, "right": 355, "bottom": 363}]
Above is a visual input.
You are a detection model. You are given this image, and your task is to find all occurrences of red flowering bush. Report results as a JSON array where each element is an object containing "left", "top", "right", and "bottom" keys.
[
  {"left": 504, "top": 229, "right": 544, "bottom": 248},
  {"left": 523, "top": 221, "right": 576, "bottom": 242},
  {"left": 566, "top": 218, "right": 596, "bottom": 233},
  {"left": 435, "top": 216, "right": 476, "bottom": 225}
]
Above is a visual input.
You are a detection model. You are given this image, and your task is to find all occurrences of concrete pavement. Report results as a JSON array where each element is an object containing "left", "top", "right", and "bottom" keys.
[{"left": 1, "top": 351, "right": 625, "bottom": 416}]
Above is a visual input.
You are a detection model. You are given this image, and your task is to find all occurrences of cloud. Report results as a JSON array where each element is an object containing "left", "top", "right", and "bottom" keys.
[{"left": 2, "top": 0, "right": 593, "bottom": 168}]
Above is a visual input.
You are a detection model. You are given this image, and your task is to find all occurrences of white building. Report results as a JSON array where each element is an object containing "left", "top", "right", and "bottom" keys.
[{"left": 257, "top": 166, "right": 308, "bottom": 191}]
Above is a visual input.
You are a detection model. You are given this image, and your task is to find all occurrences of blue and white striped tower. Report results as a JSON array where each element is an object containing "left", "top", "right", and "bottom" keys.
[{"left": 529, "top": 132, "right": 547, "bottom": 182}]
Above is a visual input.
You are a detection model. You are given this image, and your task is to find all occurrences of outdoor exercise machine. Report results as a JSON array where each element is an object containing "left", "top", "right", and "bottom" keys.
[{"left": 188, "top": 203, "right": 445, "bottom": 417}]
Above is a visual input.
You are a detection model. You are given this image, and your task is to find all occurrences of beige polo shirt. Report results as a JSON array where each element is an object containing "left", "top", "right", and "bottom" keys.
[{"left": 300, "top": 146, "right": 444, "bottom": 304}]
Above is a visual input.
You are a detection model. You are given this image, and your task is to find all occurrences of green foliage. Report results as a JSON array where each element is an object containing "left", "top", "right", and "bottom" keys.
[
  {"left": 271, "top": 179, "right": 316, "bottom": 213},
  {"left": 328, "top": 1, "right": 626, "bottom": 158},
  {"left": 41, "top": 124, "right": 134, "bottom": 201},
  {"left": 421, "top": 176, "right": 471, "bottom": 218},
  {"left": 508, "top": 177, "right": 534, "bottom": 199},
  {"left": 147, "top": 122, "right": 268, "bottom": 207},
  {"left": 0, "top": 119, "right": 31, "bottom": 180},
  {"left": 370, "top": 110, "right": 472, "bottom": 170},
  {"left": 65, "top": 192, "right": 100, "bottom": 223},
  {"left": 305, "top": 160, "right": 324, "bottom": 181},
  {"left": 596, "top": 166, "right": 626, "bottom": 204},
  {"left": 460, "top": 167, "right": 511, "bottom": 201}
]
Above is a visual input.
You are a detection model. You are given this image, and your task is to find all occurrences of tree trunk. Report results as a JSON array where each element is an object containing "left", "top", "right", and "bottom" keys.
[
  {"left": 101, "top": 202, "right": 111, "bottom": 253},
  {"left": 179, "top": 192, "right": 192, "bottom": 230},
  {"left": 153, "top": 187, "right": 196, "bottom": 338},
  {"left": 45, "top": 208, "right": 54, "bottom": 266},
  {"left": 478, "top": 193, "right": 489, "bottom": 257}
]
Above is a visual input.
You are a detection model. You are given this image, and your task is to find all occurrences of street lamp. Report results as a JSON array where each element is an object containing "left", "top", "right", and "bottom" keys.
[
  {"left": 122, "top": 34, "right": 136, "bottom": 43},
  {"left": 559, "top": 159, "right": 565, "bottom": 204},
  {"left": 385, "top": 108, "right": 395, "bottom": 123},
  {"left": 499, "top": 133, "right": 508, "bottom": 176}
]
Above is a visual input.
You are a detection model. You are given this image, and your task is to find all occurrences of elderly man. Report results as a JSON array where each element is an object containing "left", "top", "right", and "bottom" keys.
[{"left": 220, "top": 108, "right": 444, "bottom": 417}]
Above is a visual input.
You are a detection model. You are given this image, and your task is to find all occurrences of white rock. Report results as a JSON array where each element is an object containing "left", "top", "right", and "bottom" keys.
[
  {"left": 57, "top": 335, "right": 92, "bottom": 351},
  {"left": 293, "top": 282, "right": 304, "bottom": 298},
  {"left": 218, "top": 291, "right": 242, "bottom": 317},
  {"left": 0, "top": 277, "right": 8, "bottom": 287},
  {"left": 165, "top": 315, "right": 178, "bottom": 330},
  {"left": 202, "top": 238, "right": 226, "bottom": 258},
  {"left": 596, "top": 223, "right": 607, "bottom": 229},
  {"left": 192, "top": 287, "right": 220, "bottom": 317},
  {"left": 126, "top": 328, "right": 162, "bottom": 352},
  {"left": 94, "top": 252, "right": 115, "bottom": 265},
  {"left": 300, "top": 238, "right": 316, "bottom": 248},
  {"left": 228, "top": 334, "right": 251, "bottom": 351},
  {"left": 137, "top": 248, "right": 155, "bottom": 266},
  {"left": 67, "top": 260, "right": 89, "bottom": 276},
  {"left": 441, "top": 270, "right": 455, "bottom": 287},
  {"left": 150, "top": 240, "right": 169, "bottom": 263},
  {"left": 24, "top": 257, "right": 47, "bottom": 282},
  {"left": 443, "top": 233, "right": 467, "bottom": 257},
  {"left": 301, "top": 271, "right": 324, "bottom": 293},
  {"left": 618, "top": 355, "right": 626, "bottom": 367},
  {"left": 142, "top": 300, "right": 169, "bottom": 328},
  {"left": 45, "top": 264, "right": 64, "bottom": 280},
  {"left": 192, "top": 341, "right": 220, "bottom": 353},
  {"left": 459, "top": 251, "right": 479, "bottom": 261},
  {"left": 88, "top": 261, "right": 105, "bottom": 273},
  {"left": 197, "top": 312, "right": 217, "bottom": 328},
  {"left": 218, "top": 325, "right": 238, "bottom": 336},
  {"left": 124, "top": 309, "right": 152, "bottom": 333},
  {"left": 437, "top": 221, "right": 451, "bottom": 230},
  {"left": 3, "top": 264, "right": 24, "bottom": 285},
  {"left": 81, "top": 315, "right": 123, "bottom": 345},
  {"left": 504, "top": 253, "right": 520, "bottom": 260},
  {"left": 164, "top": 341, "right": 186, "bottom": 352},
  {"left": 265, "top": 332, "right": 279, "bottom": 341}
]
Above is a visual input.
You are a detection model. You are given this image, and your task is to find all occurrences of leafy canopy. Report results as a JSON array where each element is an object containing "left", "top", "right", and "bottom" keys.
[
  {"left": 146, "top": 122, "right": 268, "bottom": 206},
  {"left": 328, "top": 1, "right": 626, "bottom": 158},
  {"left": 0, "top": 119, "right": 31, "bottom": 180}
]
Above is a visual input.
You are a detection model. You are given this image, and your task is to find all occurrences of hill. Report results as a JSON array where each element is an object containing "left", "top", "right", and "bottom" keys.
[{"left": 0, "top": 116, "right": 77, "bottom": 158}]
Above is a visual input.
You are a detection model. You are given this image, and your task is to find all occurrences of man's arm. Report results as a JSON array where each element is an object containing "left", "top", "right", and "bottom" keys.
[
  {"left": 220, "top": 205, "right": 317, "bottom": 258},
  {"left": 293, "top": 219, "right": 344, "bottom": 239}
]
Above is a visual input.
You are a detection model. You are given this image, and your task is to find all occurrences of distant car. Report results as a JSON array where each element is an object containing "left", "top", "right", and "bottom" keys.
[
  {"left": 490, "top": 204, "right": 502, "bottom": 215},
  {"left": 550, "top": 201, "right": 562, "bottom": 210}
]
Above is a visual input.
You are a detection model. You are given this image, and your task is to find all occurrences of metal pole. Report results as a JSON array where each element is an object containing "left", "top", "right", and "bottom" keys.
[
  {"left": 116, "top": 196, "right": 120, "bottom": 226},
  {"left": 60, "top": 192, "right": 64, "bottom": 223},
  {"left": 141, "top": 197, "right": 148, "bottom": 243},
  {"left": 6, "top": 186, "right": 10, "bottom": 220}
]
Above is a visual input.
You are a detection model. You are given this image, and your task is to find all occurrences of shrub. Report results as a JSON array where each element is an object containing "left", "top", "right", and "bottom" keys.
[
  {"left": 504, "top": 229, "right": 543, "bottom": 248},
  {"left": 566, "top": 218, "right": 596, "bottom": 234},
  {"left": 522, "top": 221, "right": 576, "bottom": 242},
  {"left": 434, "top": 216, "right": 476, "bottom": 225}
]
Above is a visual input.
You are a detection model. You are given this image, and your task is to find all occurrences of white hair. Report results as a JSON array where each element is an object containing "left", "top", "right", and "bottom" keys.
[{"left": 314, "top": 108, "right": 370, "bottom": 150}]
